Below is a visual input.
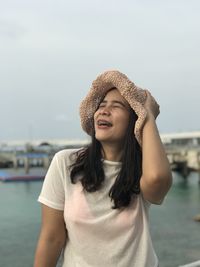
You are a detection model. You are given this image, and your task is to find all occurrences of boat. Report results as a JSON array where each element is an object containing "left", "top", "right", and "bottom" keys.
[
  {"left": 0, "top": 175, "right": 44, "bottom": 182},
  {"left": 0, "top": 169, "right": 45, "bottom": 182}
]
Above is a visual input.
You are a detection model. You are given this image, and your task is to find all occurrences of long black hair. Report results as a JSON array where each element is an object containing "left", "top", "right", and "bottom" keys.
[{"left": 70, "top": 109, "right": 142, "bottom": 209}]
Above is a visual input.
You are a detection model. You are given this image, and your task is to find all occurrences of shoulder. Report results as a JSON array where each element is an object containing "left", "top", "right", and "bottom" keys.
[
  {"left": 55, "top": 148, "right": 79, "bottom": 159},
  {"left": 54, "top": 148, "right": 84, "bottom": 166}
]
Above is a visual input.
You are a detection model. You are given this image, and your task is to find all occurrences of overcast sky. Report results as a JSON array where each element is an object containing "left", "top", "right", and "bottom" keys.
[{"left": 0, "top": 0, "right": 200, "bottom": 142}]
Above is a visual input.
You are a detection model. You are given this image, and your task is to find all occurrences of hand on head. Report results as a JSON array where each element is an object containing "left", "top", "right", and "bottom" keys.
[{"left": 144, "top": 90, "right": 160, "bottom": 119}]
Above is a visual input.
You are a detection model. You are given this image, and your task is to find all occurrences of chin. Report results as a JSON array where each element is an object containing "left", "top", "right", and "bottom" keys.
[
  {"left": 95, "top": 135, "right": 106, "bottom": 142},
  {"left": 95, "top": 133, "right": 110, "bottom": 142}
]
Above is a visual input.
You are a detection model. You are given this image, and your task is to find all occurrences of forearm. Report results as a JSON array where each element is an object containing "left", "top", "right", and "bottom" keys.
[
  {"left": 142, "top": 114, "right": 171, "bottom": 184},
  {"left": 34, "top": 236, "right": 65, "bottom": 267}
]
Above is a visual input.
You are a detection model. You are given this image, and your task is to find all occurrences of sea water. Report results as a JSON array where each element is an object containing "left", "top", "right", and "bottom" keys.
[{"left": 0, "top": 171, "right": 199, "bottom": 267}]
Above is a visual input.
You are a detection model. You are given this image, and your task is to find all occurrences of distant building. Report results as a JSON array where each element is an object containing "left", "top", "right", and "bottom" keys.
[
  {"left": 1, "top": 132, "right": 200, "bottom": 149},
  {"left": 161, "top": 131, "right": 200, "bottom": 146}
]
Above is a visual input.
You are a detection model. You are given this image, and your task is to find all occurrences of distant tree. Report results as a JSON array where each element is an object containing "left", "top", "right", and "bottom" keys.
[{"left": 25, "top": 143, "right": 34, "bottom": 152}]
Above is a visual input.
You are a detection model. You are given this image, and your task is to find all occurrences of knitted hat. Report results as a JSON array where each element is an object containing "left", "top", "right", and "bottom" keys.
[{"left": 79, "top": 70, "right": 157, "bottom": 146}]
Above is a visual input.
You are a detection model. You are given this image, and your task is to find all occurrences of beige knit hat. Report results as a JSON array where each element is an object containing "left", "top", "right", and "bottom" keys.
[{"left": 79, "top": 70, "right": 158, "bottom": 146}]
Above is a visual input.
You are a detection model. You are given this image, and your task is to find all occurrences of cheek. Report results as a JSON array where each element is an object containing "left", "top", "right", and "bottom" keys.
[
  {"left": 93, "top": 111, "right": 98, "bottom": 122},
  {"left": 117, "top": 112, "right": 129, "bottom": 125},
  {"left": 116, "top": 114, "right": 130, "bottom": 132},
  {"left": 93, "top": 111, "right": 100, "bottom": 128}
]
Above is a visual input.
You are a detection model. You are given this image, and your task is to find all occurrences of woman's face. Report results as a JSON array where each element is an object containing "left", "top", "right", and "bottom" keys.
[{"left": 94, "top": 89, "right": 130, "bottom": 146}]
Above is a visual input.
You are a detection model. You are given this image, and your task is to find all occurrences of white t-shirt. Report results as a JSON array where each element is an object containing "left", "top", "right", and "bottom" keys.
[{"left": 38, "top": 149, "right": 158, "bottom": 267}]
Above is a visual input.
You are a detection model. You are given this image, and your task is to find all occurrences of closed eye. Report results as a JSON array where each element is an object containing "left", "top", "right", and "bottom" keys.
[
  {"left": 112, "top": 104, "right": 124, "bottom": 108},
  {"left": 97, "top": 101, "right": 128, "bottom": 110},
  {"left": 98, "top": 103, "right": 106, "bottom": 108}
]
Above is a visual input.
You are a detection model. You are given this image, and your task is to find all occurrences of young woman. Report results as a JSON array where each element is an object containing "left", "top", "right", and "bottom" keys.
[{"left": 34, "top": 70, "right": 172, "bottom": 267}]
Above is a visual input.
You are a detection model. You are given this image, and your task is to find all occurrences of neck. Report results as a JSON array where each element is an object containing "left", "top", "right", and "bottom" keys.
[{"left": 101, "top": 143, "right": 123, "bottom": 162}]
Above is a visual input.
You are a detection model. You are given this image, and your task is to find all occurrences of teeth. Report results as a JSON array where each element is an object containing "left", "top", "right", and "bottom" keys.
[{"left": 98, "top": 120, "right": 112, "bottom": 126}]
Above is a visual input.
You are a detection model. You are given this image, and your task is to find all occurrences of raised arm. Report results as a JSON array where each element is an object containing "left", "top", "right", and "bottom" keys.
[
  {"left": 34, "top": 204, "right": 67, "bottom": 267},
  {"left": 140, "top": 91, "right": 172, "bottom": 204}
]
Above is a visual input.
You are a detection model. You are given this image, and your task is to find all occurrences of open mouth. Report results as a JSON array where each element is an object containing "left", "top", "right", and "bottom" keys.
[{"left": 97, "top": 120, "right": 112, "bottom": 127}]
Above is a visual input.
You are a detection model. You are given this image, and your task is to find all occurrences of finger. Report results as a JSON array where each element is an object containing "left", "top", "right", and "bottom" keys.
[{"left": 145, "top": 89, "right": 150, "bottom": 96}]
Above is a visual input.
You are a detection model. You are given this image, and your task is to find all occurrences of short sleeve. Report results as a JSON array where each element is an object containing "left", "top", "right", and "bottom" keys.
[{"left": 38, "top": 153, "right": 65, "bottom": 211}]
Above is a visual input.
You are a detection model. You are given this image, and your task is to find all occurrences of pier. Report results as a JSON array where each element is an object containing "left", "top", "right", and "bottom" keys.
[
  {"left": 0, "top": 140, "right": 88, "bottom": 182},
  {"left": 162, "top": 131, "right": 200, "bottom": 182},
  {"left": 165, "top": 146, "right": 200, "bottom": 180},
  {"left": 0, "top": 132, "right": 200, "bottom": 182},
  {"left": 0, "top": 149, "right": 54, "bottom": 173}
]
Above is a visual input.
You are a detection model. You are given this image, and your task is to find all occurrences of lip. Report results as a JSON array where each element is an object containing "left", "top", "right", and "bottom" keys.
[
  {"left": 96, "top": 119, "right": 113, "bottom": 129},
  {"left": 97, "top": 119, "right": 112, "bottom": 126}
]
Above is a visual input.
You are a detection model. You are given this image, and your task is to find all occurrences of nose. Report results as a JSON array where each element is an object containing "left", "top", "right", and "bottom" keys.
[{"left": 99, "top": 106, "right": 110, "bottom": 116}]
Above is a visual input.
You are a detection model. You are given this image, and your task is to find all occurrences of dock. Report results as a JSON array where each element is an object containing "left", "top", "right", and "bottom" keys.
[
  {"left": 162, "top": 131, "right": 200, "bottom": 181},
  {"left": 0, "top": 140, "right": 86, "bottom": 182},
  {"left": 165, "top": 146, "right": 200, "bottom": 179},
  {"left": 0, "top": 133, "right": 200, "bottom": 182}
]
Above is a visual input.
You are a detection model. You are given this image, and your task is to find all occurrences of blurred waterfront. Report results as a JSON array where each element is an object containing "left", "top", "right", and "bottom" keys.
[{"left": 0, "top": 171, "right": 199, "bottom": 267}]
